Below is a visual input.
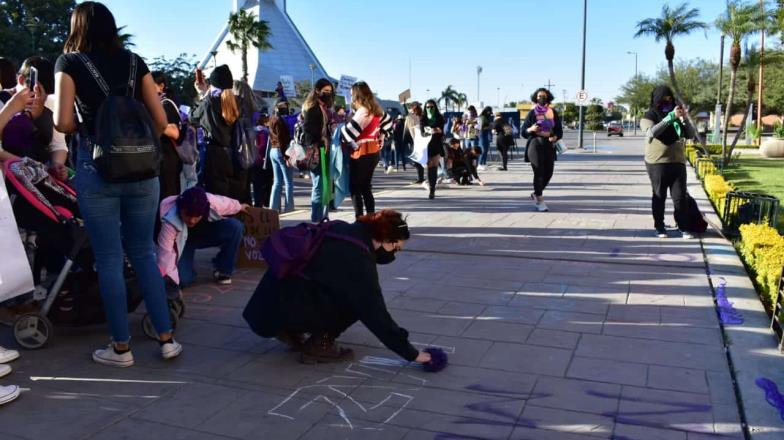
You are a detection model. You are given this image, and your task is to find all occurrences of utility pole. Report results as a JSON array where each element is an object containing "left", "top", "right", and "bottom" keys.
[
  {"left": 714, "top": 35, "right": 725, "bottom": 144},
  {"left": 476, "top": 66, "right": 482, "bottom": 106},
  {"left": 545, "top": 79, "right": 555, "bottom": 90},
  {"left": 577, "top": 0, "right": 587, "bottom": 149},
  {"left": 627, "top": 51, "right": 638, "bottom": 135},
  {"left": 497, "top": 87, "right": 500, "bottom": 109}
]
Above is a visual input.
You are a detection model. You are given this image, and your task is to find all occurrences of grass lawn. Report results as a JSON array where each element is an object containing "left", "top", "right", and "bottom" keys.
[{"left": 721, "top": 156, "right": 784, "bottom": 233}]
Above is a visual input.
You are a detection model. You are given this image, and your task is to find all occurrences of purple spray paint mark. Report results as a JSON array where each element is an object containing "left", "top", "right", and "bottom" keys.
[
  {"left": 715, "top": 278, "right": 743, "bottom": 325},
  {"left": 756, "top": 377, "right": 784, "bottom": 421},
  {"left": 609, "top": 248, "right": 622, "bottom": 257}
]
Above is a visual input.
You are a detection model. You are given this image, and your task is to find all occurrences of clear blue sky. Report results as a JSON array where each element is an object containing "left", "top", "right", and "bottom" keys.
[{"left": 96, "top": 0, "right": 772, "bottom": 106}]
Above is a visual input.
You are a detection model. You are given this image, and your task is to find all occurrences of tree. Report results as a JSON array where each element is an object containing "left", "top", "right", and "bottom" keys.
[
  {"left": 118, "top": 26, "right": 135, "bottom": 49},
  {"left": 715, "top": 0, "right": 765, "bottom": 167},
  {"left": 0, "top": 0, "right": 75, "bottom": 64},
  {"left": 561, "top": 103, "right": 579, "bottom": 125},
  {"left": 655, "top": 59, "right": 720, "bottom": 113},
  {"left": 635, "top": 2, "right": 709, "bottom": 150},
  {"left": 616, "top": 73, "right": 657, "bottom": 118},
  {"left": 456, "top": 92, "right": 468, "bottom": 111},
  {"left": 226, "top": 8, "right": 272, "bottom": 83},
  {"left": 438, "top": 85, "right": 459, "bottom": 112},
  {"left": 148, "top": 53, "right": 198, "bottom": 106},
  {"left": 586, "top": 103, "right": 605, "bottom": 130}
]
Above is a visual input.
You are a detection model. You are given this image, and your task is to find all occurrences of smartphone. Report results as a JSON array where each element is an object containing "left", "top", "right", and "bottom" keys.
[
  {"left": 195, "top": 68, "right": 204, "bottom": 85},
  {"left": 28, "top": 66, "right": 38, "bottom": 91}
]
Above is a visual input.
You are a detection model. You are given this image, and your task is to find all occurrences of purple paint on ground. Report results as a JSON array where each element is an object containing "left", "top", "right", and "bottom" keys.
[
  {"left": 715, "top": 278, "right": 743, "bottom": 325},
  {"left": 609, "top": 248, "right": 621, "bottom": 257},
  {"left": 756, "top": 377, "right": 784, "bottom": 421}
]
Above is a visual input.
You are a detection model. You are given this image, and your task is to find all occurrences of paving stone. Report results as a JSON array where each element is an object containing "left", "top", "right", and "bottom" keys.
[
  {"left": 89, "top": 418, "right": 228, "bottom": 440},
  {"left": 479, "top": 342, "right": 573, "bottom": 376},
  {"left": 526, "top": 328, "right": 582, "bottom": 349},
  {"left": 477, "top": 305, "right": 544, "bottom": 325},
  {"left": 462, "top": 320, "right": 533, "bottom": 343},
  {"left": 430, "top": 335, "right": 493, "bottom": 367},
  {"left": 566, "top": 356, "right": 647, "bottom": 386},
  {"left": 575, "top": 334, "right": 727, "bottom": 371},
  {"left": 602, "top": 321, "right": 722, "bottom": 345},
  {"left": 613, "top": 422, "right": 687, "bottom": 440},
  {"left": 647, "top": 365, "right": 709, "bottom": 394},
  {"left": 615, "top": 386, "right": 714, "bottom": 434},
  {"left": 521, "top": 404, "right": 615, "bottom": 438},
  {"left": 538, "top": 310, "right": 606, "bottom": 334},
  {"left": 529, "top": 376, "right": 622, "bottom": 416}
]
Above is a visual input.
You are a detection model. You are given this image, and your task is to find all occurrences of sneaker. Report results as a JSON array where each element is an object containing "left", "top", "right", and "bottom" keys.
[
  {"left": 385, "top": 166, "right": 394, "bottom": 174},
  {"left": 443, "top": 178, "right": 453, "bottom": 184},
  {"left": 0, "top": 385, "right": 20, "bottom": 406},
  {"left": 530, "top": 192, "right": 537, "bottom": 203},
  {"left": 0, "top": 346, "right": 19, "bottom": 364},
  {"left": 0, "top": 364, "right": 11, "bottom": 379},
  {"left": 93, "top": 345, "right": 134, "bottom": 368},
  {"left": 436, "top": 176, "right": 444, "bottom": 184},
  {"left": 392, "top": 168, "right": 398, "bottom": 172},
  {"left": 535, "top": 202, "right": 549, "bottom": 212},
  {"left": 213, "top": 271, "right": 232, "bottom": 285},
  {"left": 160, "top": 338, "right": 183, "bottom": 360},
  {"left": 477, "top": 165, "right": 486, "bottom": 171},
  {"left": 655, "top": 229, "right": 668, "bottom": 238},
  {"left": 681, "top": 230, "right": 694, "bottom": 240},
  {"left": 421, "top": 181, "right": 430, "bottom": 191}
]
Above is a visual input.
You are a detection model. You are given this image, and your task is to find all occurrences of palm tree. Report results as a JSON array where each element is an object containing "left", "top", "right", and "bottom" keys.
[
  {"left": 715, "top": 0, "right": 764, "bottom": 167},
  {"left": 455, "top": 92, "right": 468, "bottom": 112},
  {"left": 634, "top": 2, "right": 709, "bottom": 149},
  {"left": 438, "top": 85, "right": 459, "bottom": 112},
  {"left": 226, "top": 9, "right": 272, "bottom": 83},
  {"left": 118, "top": 26, "right": 135, "bottom": 48}
]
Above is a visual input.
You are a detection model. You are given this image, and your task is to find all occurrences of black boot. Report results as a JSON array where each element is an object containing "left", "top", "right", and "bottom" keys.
[{"left": 300, "top": 332, "right": 354, "bottom": 364}]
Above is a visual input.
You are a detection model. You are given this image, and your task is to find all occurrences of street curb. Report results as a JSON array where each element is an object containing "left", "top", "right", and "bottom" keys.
[{"left": 688, "top": 166, "right": 784, "bottom": 439}]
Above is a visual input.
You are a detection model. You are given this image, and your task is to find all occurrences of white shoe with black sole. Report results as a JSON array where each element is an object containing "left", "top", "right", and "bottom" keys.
[
  {"left": 0, "top": 385, "right": 19, "bottom": 406},
  {"left": 93, "top": 345, "right": 134, "bottom": 368},
  {"left": 161, "top": 339, "right": 183, "bottom": 360}
]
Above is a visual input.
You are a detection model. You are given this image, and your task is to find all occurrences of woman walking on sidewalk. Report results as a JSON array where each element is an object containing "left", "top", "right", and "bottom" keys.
[
  {"left": 421, "top": 100, "right": 445, "bottom": 200},
  {"left": 340, "top": 81, "right": 393, "bottom": 218},
  {"left": 521, "top": 88, "right": 562, "bottom": 212},
  {"left": 478, "top": 106, "right": 493, "bottom": 169},
  {"left": 268, "top": 99, "right": 294, "bottom": 212},
  {"left": 640, "top": 85, "right": 694, "bottom": 239},
  {"left": 301, "top": 78, "right": 334, "bottom": 222}
]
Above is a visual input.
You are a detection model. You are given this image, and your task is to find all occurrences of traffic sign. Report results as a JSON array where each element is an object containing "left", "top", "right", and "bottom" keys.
[{"left": 576, "top": 90, "right": 589, "bottom": 106}]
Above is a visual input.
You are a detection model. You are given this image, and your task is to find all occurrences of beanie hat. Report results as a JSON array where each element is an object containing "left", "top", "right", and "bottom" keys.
[
  {"left": 209, "top": 65, "right": 233, "bottom": 90},
  {"left": 176, "top": 186, "right": 210, "bottom": 219}
]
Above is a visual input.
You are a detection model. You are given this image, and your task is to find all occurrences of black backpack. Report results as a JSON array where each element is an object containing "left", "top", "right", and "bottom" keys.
[{"left": 76, "top": 53, "right": 161, "bottom": 182}]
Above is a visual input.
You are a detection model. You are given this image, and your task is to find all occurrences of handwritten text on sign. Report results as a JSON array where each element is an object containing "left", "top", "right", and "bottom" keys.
[{"left": 236, "top": 207, "right": 280, "bottom": 269}]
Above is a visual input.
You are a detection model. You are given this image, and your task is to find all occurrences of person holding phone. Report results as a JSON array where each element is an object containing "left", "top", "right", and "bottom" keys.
[
  {"left": 640, "top": 85, "right": 695, "bottom": 239},
  {"left": 521, "top": 88, "right": 562, "bottom": 212}
]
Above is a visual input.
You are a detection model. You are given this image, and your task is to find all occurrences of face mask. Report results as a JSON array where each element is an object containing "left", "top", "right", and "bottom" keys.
[
  {"left": 375, "top": 246, "right": 397, "bottom": 265},
  {"left": 537, "top": 97, "right": 547, "bottom": 105},
  {"left": 426, "top": 108, "right": 435, "bottom": 119},
  {"left": 278, "top": 107, "right": 289, "bottom": 116},
  {"left": 318, "top": 92, "right": 333, "bottom": 105},
  {"left": 659, "top": 102, "right": 674, "bottom": 113}
]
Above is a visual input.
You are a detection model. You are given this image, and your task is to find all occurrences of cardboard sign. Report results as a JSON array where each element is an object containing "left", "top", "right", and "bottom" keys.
[
  {"left": 398, "top": 89, "right": 411, "bottom": 103},
  {"left": 236, "top": 207, "right": 280, "bottom": 269},
  {"left": 0, "top": 170, "right": 34, "bottom": 301},
  {"left": 279, "top": 75, "right": 296, "bottom": 98},
  {"left": 337, "top": 75, "right": 356, "bottom": 97}
]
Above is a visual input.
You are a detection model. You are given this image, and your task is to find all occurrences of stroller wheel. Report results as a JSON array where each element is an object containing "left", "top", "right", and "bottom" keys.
[
  {"left": 13, "top": 313, "right": 53, "bottom": 349},
  {"left": 171, "top": 297, "right": 185, "bottom": 318},
  {"left": 142, "top": 308, "right": 180, "bottom": 340}
]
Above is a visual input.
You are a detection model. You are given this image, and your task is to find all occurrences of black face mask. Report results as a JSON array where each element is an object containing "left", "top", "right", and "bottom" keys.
[
  {"left": 537, "top": 97, "right": 548, "bottom": 105},
  {"left": 318, "top": 92, "right": 333, "bottom": 105},
  {"left": 278, "top": 107, "right": 289, "bottom": 116},
  {"left": 375, "top": 246, "right": 397, "bottom": 265}
]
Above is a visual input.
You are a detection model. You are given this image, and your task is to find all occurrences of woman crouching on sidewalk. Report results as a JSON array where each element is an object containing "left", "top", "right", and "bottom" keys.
[{"left": 243, "top": 210, "right": 434, "bottom": 366}]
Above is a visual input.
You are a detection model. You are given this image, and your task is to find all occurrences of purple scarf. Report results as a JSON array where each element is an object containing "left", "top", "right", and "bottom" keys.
[{"left": 534, "top": 104, "right": 554, "bottom": 133}]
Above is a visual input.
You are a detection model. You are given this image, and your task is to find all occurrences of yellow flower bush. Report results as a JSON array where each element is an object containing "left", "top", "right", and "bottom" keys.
[
  {"left": 704, "top": 174, "right": 735, "bottom": 215},
  {"left": 739, "top": 224, "right": 784, "bottom": 309}
]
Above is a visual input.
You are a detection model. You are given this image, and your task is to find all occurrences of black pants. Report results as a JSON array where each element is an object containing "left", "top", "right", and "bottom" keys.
[
  {"left": 414, "top": 163, "right": 425, "bottom": 182},
  {"left": 350, "top": 152, "right": 379, "bottom": 217},
  {"left": 276, "top": 278, "right": 358, "bottom": 336},
  {"left": 528, "top": 138, "right": 555, "bottom": 196},
  {"left": 250, "top": 164, "right": 273, "bottom": 208},
  {"left": 498, "top": 144, "right": 509, "bottom": 170},
  {"left": 427, "top": 164, "right": 438, "bottom": 196},
  {"left": 645, "top": 162, "right": 688, "bottom": 231}
]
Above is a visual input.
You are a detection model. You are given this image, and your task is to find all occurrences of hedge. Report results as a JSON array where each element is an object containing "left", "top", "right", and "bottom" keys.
[
  {"left": 738, "top": 223, "right": 784, "bottom": 310},
  {"left": 704, "top": 174, "right": 735, "bottom": 215}
]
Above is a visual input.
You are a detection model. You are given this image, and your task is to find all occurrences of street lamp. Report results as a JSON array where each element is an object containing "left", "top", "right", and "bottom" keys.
[
  {"left": 577, "top": 0, "right": 587, "bottom": 150},
  {"left": 308, "top": 63, "right": 315, "bottom": 87},
  {"left": 210, "top": 51, "right": 218, "bottom": 68},
  {"left": 476, "top": 66, "right": 482, "bottom": 106},
  {"left": 627, "top": 51, "right": 638, "bottom": 135}
]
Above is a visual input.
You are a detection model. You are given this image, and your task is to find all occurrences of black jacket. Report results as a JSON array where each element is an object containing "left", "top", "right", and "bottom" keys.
[
  {"left": 421, "top": 113, "right": 445, "bottom": 158},
  {"left": 302, "top": 105, "right": 328, "bottom": 147},
  {"left": 190, "top": 94, "right": 236, "bottom": 148},
  {"left": 243, "top": 222, "right": 419, "bottom": 361}
]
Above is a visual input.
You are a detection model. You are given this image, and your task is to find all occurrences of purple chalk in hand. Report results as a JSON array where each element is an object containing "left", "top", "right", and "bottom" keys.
[{"left": 423, "top": 347, "right": 448, "bottom": 372}]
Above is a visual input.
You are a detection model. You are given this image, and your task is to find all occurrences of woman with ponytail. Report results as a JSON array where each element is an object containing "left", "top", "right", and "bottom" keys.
[{"left": 190, "top": 65, "right": 247, "bottom": 202}]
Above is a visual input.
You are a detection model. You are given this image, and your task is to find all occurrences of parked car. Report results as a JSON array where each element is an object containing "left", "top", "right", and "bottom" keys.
[{"left": 607, "top": 121, "right": 624, "bottom": 137}]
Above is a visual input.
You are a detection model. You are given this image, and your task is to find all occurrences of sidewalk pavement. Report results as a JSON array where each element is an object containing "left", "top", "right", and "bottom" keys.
[{"left": 0, "top": 135, "right": 770, "bottom": 439}]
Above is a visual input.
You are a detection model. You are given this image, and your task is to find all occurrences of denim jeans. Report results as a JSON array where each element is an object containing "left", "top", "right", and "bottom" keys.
[
  {"left": 269, "top": 148, "right": 294, "bottom": 212},
  {"left": 479, "top": 131, "right": 491, "bottom": 165},
  {"left": 177, "top": 218, "right": 244, "bottom": 287},
  {"left": 75, "top": 152, "right": 171, "bottom": 343},
  {"left": 310, "top": 168, "right": 326, "bottom": 222}
]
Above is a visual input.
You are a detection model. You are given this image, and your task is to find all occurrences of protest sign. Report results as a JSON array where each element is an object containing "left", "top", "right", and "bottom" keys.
[
  {"left": 236, "top": 207, "right": 280, "bottom": 269},
  {"left": 279, "top": 75, "right": 296, "bottom": 98}
]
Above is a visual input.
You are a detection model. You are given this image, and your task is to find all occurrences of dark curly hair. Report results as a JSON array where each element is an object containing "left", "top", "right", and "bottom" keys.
[
  {"left": 356, "top": 210, "right": 410, "bottom": 243},
  {"left": 531, "top": 88, "right": 555, "bottom": 104}
]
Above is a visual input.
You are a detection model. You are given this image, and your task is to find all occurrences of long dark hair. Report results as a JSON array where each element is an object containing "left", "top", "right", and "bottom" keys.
[
  {"left": 530, "top": 88, "right": 554, "bottom": 104},
  {"left": 63, "top": 2, "right": 123, "bottom": 53}
]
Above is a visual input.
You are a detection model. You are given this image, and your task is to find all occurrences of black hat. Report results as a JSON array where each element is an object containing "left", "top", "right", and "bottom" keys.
[{"left": 209, "top": 65, "right": 233, "bottom": 90}]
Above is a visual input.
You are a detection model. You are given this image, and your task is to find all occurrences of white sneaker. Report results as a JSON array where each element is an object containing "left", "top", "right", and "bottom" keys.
[
  {"left": 93, "top": 345, "right": 134, "bottom": 368},
  {"left": 160, "top": 338, "right": 183, "bottom": 360},
  {"left": 0, "top": 364, "right": 11, "bottom": 379},
  {"left": 681, "top": 230, "right": 694, "bottom": 240},
  {"left": 421, "top": 181, "right": 430, "bottom": 191},
  {"left": 0, "top": 346, "right": 19, "bottom": 364},
  {"left": 392, "top": 168, "right": 398, "bottom": 172},
  {"left": 478, "top": 165, "right": 486, "bottom": 171},
  {"left": 0, "top": 385, "right": 19, "bottom": 406},
  {"left": 443, "top": 178, "right": 453, "bottom": 184},
  {"left": 535, "top": 202, "right": 549, "bottom": 212},
  {"left": 385, "top": 166, "right": 394, "bottom": 174}
]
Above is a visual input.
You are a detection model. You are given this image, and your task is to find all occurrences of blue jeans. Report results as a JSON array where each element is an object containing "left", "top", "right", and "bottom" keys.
[
  {"left": 479, "top": 131, "right": 491, "bottom": 165},
  {"left": 310, "top": 168, "right": 326, "bottom": 222},
  {"left": 463, "top": 138, "right": 477, "bottom": 151},
  {"left": 75, "top": 153, "right": 171, "bottom": 343},
  {"left": 177, "top": 218, "right": 244, "bottom": 287},
  {"left": 269, "top": 148, "right": 294, "bottom": 211}
]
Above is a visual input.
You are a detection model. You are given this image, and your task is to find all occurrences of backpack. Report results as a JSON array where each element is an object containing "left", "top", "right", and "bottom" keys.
[
  {"left": 261, "top": 220, "right": 370, "bottom": 279},
  {"left": 680, "top": 194, "right": 708, "bottom": 234},
  {"left": 161, "top": 98, "right": 199, "bottom": 165},
  {"left": 502, "top": 123, "right": 514, "bottom": 137},
  {"left": 232, "top": 116, "right": 258, "bottom": 169},
  {"left": 76, "top": 53, "right": 161, "bottom": 183}
]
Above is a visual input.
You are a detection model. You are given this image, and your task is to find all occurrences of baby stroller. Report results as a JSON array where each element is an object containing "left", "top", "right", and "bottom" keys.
[{"left": 3, "top": 158, "right": 182, "bottom": 349}]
